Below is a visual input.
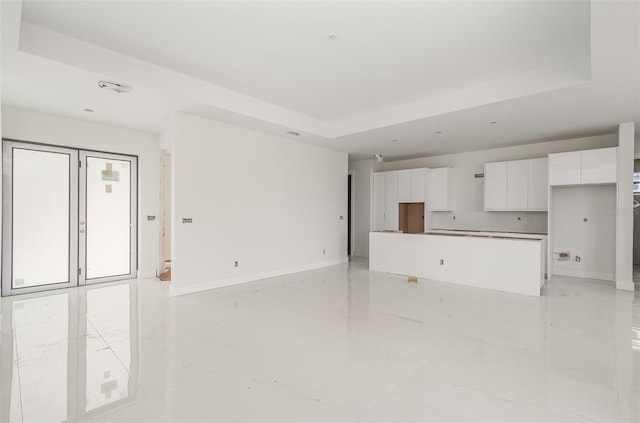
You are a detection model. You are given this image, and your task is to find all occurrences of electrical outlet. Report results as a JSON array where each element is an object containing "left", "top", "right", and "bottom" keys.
[
  {"left": 234, "top": 261, "right": 238, "bottom": 267},
  {"left": 182, "top": 217, "right": 193, "bottom": 224},
  {"left": 440, "top": 259, "right": 444, "bottom": 265},
  {"left": 575, "top": 256, "right": 581, "bottom": 263},
  {"left": 323, "top": 249, "right": 326, "bottom": 255}
]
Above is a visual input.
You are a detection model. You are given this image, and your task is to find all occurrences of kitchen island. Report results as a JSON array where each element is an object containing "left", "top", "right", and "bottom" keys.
[{"left": 369, "top": 230, "right": 547, "bottom": 296}]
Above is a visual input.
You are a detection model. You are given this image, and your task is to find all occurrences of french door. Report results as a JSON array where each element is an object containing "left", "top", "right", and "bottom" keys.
[{"left": 1, "top": 141, "right": 137, "bottom": 296}]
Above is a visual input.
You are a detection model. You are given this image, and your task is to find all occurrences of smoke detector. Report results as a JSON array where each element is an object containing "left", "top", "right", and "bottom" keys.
[
  {"left": 98, "top": 80, "right": 133, "bottom": 94},
  {"left": 374, "top": 154, "right": 384, "bottom": 163}
]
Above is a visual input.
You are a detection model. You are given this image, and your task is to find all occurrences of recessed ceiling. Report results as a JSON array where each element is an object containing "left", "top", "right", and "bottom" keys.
[
  {"left": 1, "top": 1, "right": 639, "bottom": 160},
  {"left": 21, "top": 0, "right": 590, "bottom": 122}
]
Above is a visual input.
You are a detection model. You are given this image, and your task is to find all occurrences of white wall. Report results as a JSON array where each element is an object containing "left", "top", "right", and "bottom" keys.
[
  {"left": 171, "top": 113, "right": 347, "bottom": 296},
  {"left": 376, "top": 134, "right": 617, "bottom": 234},
  {"left": 348, "top": 159, "right": 373, "bottom": 257},
  {"left": 551, "top": 185, "right": 617, "bottom": 281},
  {"left": 1, "top": 107, "right": 160, "bottom": 278},
  {"left": 616, "top": 122, "right": 635, "bottom": 290}
]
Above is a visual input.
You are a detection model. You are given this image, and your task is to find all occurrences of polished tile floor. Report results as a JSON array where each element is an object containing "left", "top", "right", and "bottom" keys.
[{"left": 1, "top": 258, "right": 639, "bottom": 422}]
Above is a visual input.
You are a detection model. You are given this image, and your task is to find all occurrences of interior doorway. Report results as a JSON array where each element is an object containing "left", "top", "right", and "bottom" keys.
[
  {"left": 158, "top": 150, "right": 172, "bottom": 280},
  {"left": 1, "top": 140, "right": 138, "bottom": 296}
]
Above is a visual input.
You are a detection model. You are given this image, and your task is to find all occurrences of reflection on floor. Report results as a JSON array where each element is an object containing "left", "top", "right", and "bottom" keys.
[
  {"left": 1, "top": 258, "right": 639, "bottom": 422},
  {"left": 634, "top": 265, "right": 640, "bottom": 285}
]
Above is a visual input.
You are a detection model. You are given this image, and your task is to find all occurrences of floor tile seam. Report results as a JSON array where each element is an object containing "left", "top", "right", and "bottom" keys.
[
  {"left": 504, "top": 390, "right": 600, "bottom": 423},
  {"left": 352, "top": 360, "right": 428, "bottom": 421},
  {"left": 85, "top": 317, "right": 153, "bottom": 402},
  {"left": 11, "top": 315, "right": 25, "bottom": 423}
]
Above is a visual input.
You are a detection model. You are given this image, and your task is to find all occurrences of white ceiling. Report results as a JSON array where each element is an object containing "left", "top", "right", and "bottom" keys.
[
  {"left": 20, "top": 0, "right": 590, "bottom": 122},
  {"left": 1, "top": 1, "right": 638, "bottom": 160}
]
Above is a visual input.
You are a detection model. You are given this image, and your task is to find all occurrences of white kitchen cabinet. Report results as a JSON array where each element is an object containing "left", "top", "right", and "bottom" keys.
[
  {"left": 374, "top": 168, "right": 429, "bottom": 231},
  {"left": 373, "top": 172, "right": 386, "bottom": 231},
  {"left": 427, "top": 168, "right": 451, "bottom": 211},
  {"left": 410, "top": 168, "right": 426, "bottom": 202},
  {"left": 397, "top": 169, "right": 412, "bottom": 202},
  {"left": 549, "top": 147, "right": 618, "bottom": 186},
  {"left": 484, "top": 158, "right": 548, "bottom": 211},
  {"left": 385, "top": 171, "right": 399, "bottom": 230},
  {"left": 507, "top": 160, "right": 529, "bottom": 210},
  {"left": 581, "top": 147, "right": 617, "bottom": 184},
  {"left": 548, "top": 151, "right": 582, "bottom": 186},
  {"left": 484, "top": 162, "right": 507, "bottom": 210},
  {"left": 527, "top": 158, "right": 548, "bottom": 210}
]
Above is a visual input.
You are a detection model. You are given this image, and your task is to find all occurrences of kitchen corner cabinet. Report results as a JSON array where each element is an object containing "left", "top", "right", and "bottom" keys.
[
  {"left": 549, "top": 147, "right": 617, "bottom": 186},
  {"left": 484, "top": 158, "right": 548, "bottom": 211}
]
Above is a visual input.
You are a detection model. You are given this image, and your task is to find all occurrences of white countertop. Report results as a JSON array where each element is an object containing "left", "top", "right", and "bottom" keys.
[{"left": 425, "top": 229, "right": 547, "bottom": 240}]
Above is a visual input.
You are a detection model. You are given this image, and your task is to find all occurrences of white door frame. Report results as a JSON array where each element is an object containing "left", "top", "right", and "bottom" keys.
[{"left": 2, "top": 139, "right": 138, "bottom": 296}]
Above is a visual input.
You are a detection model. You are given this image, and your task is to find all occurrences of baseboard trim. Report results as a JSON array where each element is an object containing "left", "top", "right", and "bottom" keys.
[
  {"left": 170, "top": 258, "right": 348, "bottom": 296},
  {"left": 616, "top": 280, "right": 635, "bottom": 291},
  {"left": 552, "top": 268, "right": 615, "bottom": 282},
  {"left": 137, "top": 270, "right": 156, "bottom": 279}
]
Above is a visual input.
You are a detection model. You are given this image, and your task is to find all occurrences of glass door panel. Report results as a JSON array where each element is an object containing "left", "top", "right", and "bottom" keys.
[
  {"left": 2, "top": 141, "right": 137, "bottom": 296},
  {"left": 80, "top": 152, "right": 137, "bottom": 283},
  {"left": 2, "top": 142, "right": 78, "bottom": 296}
]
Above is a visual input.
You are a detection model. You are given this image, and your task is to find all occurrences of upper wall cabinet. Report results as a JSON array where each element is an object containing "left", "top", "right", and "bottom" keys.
[
  {"left": 484, "top": 162, "right": 507, "bottom": 209},
  {"left": 527, "top": 158, "right": 549, "bottom": 211},
  {"left": 427, "top": 168, "right": 451, "bottom": 211},
  {"left": 410, "top": 168, "right": 427, "bottom": 202},
  {"left": 484, "top": 158, "right": 548, "bottom": 211},
  {"left": 580, "top": 147, "right": 617, "bottom": 184},
  {"left": 397, "top": 168, "right": 427, "bottom": 203},
  {"left": 549, "top": 147, "right": 618, "bottom": 186}
]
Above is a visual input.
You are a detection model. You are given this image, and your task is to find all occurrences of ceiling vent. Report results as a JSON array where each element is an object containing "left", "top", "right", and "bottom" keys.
[{"left": 98, "top": 80, "right": 133, "bottom": 94}]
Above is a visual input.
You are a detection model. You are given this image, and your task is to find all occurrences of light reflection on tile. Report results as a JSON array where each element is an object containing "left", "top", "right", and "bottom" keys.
[
  {"left": 0, "top": 259, "right": 639, "bottom": 422},
  {"left": 13, "top": 294, "right": 68, "bottom": 423}
]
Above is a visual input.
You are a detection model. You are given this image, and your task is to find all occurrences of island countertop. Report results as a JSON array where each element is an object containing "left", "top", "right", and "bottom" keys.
[{"left": 369, "top": 231, "right": 546, "bottom": 296}]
